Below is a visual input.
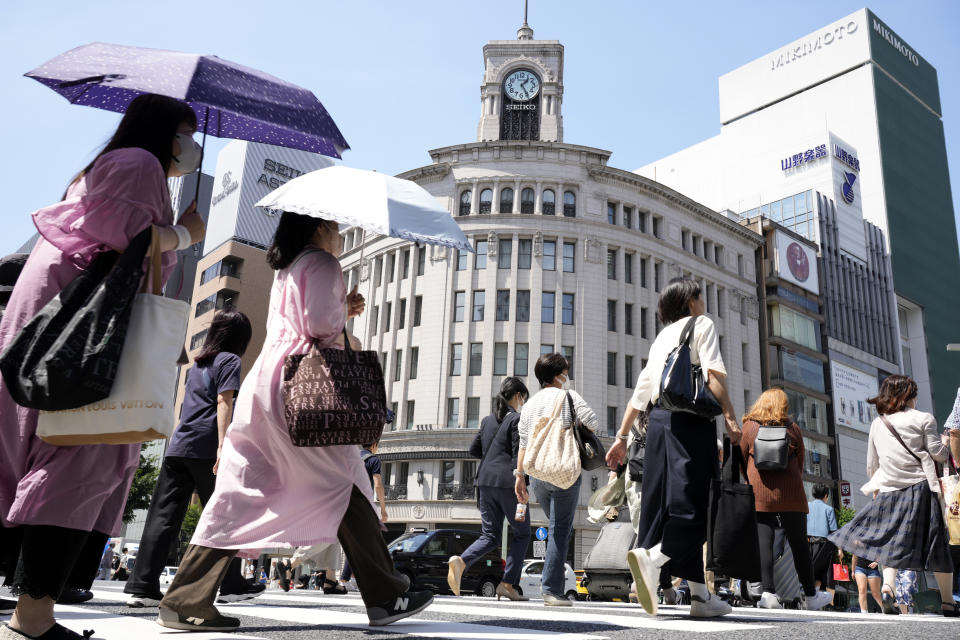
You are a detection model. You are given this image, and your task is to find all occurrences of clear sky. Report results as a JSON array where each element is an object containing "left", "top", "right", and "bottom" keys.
[{"left": 1, "top": 0, "right": 958, "bottom": 256}]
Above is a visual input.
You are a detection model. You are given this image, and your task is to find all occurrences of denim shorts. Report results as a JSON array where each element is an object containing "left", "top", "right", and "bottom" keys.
[{"left": 854, "top": 565, "right": 881, "bottom": 579}]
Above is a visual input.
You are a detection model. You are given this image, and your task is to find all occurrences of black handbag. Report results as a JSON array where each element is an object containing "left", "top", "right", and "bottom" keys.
[
  {"left": 706, "top": 438, "right": 762, "bottom": 581},
  {"left": 658, "top": 316, "right": 722, "bottom": 418},
  {"left": 0, "top": 227, "right": 153, "bottom": 410},
  {"left": 567, "top": 392, "right": 606, "bottom": 471}
]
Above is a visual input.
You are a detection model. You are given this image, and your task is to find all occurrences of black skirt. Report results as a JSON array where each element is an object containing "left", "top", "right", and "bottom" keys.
[{"left": 828, "top": 480, "right": 952, "bottom": 573}]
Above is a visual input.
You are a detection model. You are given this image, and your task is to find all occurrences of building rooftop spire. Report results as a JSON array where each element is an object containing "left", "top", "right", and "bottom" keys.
[{"left": 517, "top": 0, "right": 533, "bottom": 39}]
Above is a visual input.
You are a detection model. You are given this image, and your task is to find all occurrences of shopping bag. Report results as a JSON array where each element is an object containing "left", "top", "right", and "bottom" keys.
[
  {"left": 833, "top": 563, "right": 851, "bottom": 582},
  {"left": 938, "top": 468, "right": 960, "bottom": 545},
  {"left": 706, "top": 439, "right": 762, "bottom": 581},
  {"left": 523, "top": 392, "right": 581, "bottom": 489},
  {"left": 36, "top": 231, "right": 188, "bottom": 444}
]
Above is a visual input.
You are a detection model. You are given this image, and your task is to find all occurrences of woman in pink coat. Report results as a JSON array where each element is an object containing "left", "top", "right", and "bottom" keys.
[
  {"left": 158, "top": 211, "right": 433, "bottom": 632},
  {"left": 0, "top": 94, "right": 205, "bottom": 640}
]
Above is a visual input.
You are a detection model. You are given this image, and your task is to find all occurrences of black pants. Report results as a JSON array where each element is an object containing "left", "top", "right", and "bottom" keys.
[
  {"left": 124, "top": 456, "right": 245, "bottom": 598},
  {"left": 757, "top": 511, "right": 815, "bottom": 596},
  {"left": 2, "top": 523, "right": 107, "bottom": 600},
  {"left": 808, "top": 536, "right": 836, "bottom": 589},
  {"left": 636, "top": 408, "right": 719, "bottom": 582}
]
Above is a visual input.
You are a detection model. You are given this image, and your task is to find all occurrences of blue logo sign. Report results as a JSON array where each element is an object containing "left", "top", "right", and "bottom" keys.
[
  {"left": 535, "top": 527, "right": 548, "bottom": 541},
  {"left": 780, "top": 144, "right": 827, "bottom": 171},
  {"left": 833, "top": 144, "right": 861, "bottom": 172},
  {"left": 841, "top": 171, "right": 857, "bottom": 204}
]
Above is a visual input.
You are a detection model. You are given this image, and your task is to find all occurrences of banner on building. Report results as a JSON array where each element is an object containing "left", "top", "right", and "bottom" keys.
[
  {"left": 831, "top": 361, "right": 878, "bottom": 433},
  {"left": 774, "top": 230, "right": 819, "bottom": 295}
]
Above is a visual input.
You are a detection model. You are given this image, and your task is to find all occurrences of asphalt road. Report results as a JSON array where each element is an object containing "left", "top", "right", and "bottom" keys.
[{"left": 5, "top": 581, "right": 959, "bottom": 640}]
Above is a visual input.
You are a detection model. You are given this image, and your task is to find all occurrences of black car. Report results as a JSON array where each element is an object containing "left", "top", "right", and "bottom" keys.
[{"left": 388, "top": 528, "right": 505, "bottom": 596}]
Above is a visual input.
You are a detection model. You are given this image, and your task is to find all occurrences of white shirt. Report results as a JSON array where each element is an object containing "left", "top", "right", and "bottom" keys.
[
  {"left": 863, "top": 408, "right": 948, "bottom": 494},
  {"left": 518, "top": 388, "right": 598, "bottom": 450},
  {"left": 629, "top": 315, "right": 726, "bottom": 410}
]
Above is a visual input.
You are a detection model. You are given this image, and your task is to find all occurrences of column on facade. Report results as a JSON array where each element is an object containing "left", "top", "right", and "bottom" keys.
[
  {"left": 493, "top": 181, "right": 501, "bottom": 214},
  {"left": 513, "top": 179, "right": 521, "bottom": 214},
  {"left": 470, "top": 179, "right": 479, "bottom": 215},
  {"left": 534, "top": 181, "right": 543, "bottom": 215}
]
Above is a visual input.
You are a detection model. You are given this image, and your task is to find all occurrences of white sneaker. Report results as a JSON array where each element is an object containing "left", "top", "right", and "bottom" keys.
[
  {"left": 625, "top": 549, "right": 659, "bottom": 616},
  {"left": 758, "top": 591, "right": 783, "bottom": 609},
  {"left": 127, "top": 595, "right": 162, "bottom": 607},
  {"left": 800, "top": 590, "right": 832, "bottom": 611},
  {"left": 690, "top": 593, "right": 733, "bottom": 618},
  {"left": 662, "top": 586, "right": 679, "bottom": 605}
]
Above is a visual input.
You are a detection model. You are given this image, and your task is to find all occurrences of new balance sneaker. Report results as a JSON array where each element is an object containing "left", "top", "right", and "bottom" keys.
[
  {"left": 543, "top": 593, "right": 573, "bottom": 607},
  {"left": 661, "top": 587, "right": 680, "bottom": 605},
  {"left": 690, "top": 593, "right": 733, "bottom": 618},
  {"left": 156, "top": 605, "right": 240, "bottom": 632},
  {"left": 800, "top": 590, "right": 832, "bottom": 611},
  {"left": 218, "top": 582, "right": 266, "bottom": 603},
  {"left": 758, "top": 591, "right": 783, "bottom": 609},
  {"left": 366, "top": 590, "right": 433, "bottom": 626},
  {"left": 625, "top": 549, "right": 659, "bottom": 616},
  {"left": 126, "top": 594, "right": 163, "bottom": 608}
]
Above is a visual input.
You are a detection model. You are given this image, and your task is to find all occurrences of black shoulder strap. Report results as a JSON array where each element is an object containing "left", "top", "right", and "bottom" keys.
[{"left": 678, "top": 316, "right": 698, "bottom": 347}]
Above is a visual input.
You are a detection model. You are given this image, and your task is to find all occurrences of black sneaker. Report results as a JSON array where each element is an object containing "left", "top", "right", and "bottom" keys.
[
  {"left": 156, "top": 605, "right": 240, "bottom": 632},
  {"left": 0, "top": 623, "right": 95, "bottom": 638},
  {"left": 56, "top": 589, "right": 94, "bottom": 605},
  {"left": 218, "top": 583, "right": 266, "bottom": 603},
  {"left": 0, "top": 598, "right": 15, "bottom": 615},
  {"left": 366, "top": 590, "right": 433, "bottom": 626}
]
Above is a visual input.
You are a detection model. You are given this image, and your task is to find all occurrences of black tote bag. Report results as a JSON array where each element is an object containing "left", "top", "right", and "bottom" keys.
[
  {"left": 706, "top": 438, "right": 762, "bottom": 581},
  {"left": 567, "top": 393, "right": 606, "bottom": 471},
  {"left": 0, "top": 227, "right": 152, "bottom": 410},
  {"left": 658, "top": 317, "right": 722, "bottom": 418}
]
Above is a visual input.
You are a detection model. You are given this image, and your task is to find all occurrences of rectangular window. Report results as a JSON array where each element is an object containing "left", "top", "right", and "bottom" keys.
[
  {"left": 518, "top": 239, "right": 532, "bottom": 269},
  {"left": 541, "top": 292, "right": 555, "bottom": 323},
  {"left": 562, "top": 242, "right": 575, "bottom": 273},
  {"left": 401, "top": 249, "right": 410, "bottom": 279},
  {"left": 496, "top": 289, "right": 510, "bottom": 321},
  {"left": 562, "top": 346, "right": 574, "bottom": 379},
  {"left": 370, "top": 306, "right": 379, "bottom": 336},
  {"left": 189, "top": 329, "right": 208, "bottom": 350},
  {"left": 543, "top": 240, "right": 556, "bottom": 271},
  {"left": 740, "top": 297, "right": 747, "bottom": 325},
  {"left": 394, "top": 349, "right": 402, "bottom": 381},
  {"left": 413, "top": 296, "right": 422, "bottom": 326},
  {"left": 652, "top": 216, "right": 662, "bottom": 239},
  {"left": 454, "top": 291, "right": 465, "bottom": 322},
  {"left": 516, "top": 290, "right": 530, "bottom": 322},
  {"left": 417, "top": 246, "right": 426, "bottom": 276},
  {"left": 717, "top": 287, "right": 725, "bottom": 318},
  {"left": 406, "top": 400, "right": 415, "bottom": 429},
  {"left": 469, "top": 342, "right": 483, "bottom": 375},
  {"left": 390, "top": 401, "right": 398, "bottom": 427},
  {"left": 515, "top": 343, "right": 529, "bottom": 376},
  {"left": 409, "top": 347, "right": 419, "bottom": 379},
  {"left": 607, "top": 249, "right": 617, "bottom": 280},
  {"left": 714, "top": 245, "right": 723, "bottom": 266},
  {"left": 607, "top": 300, "right": 617, "bottom": 332},
  {"left": 769, "top": 304, "right": 821, "bottom": 350},
  {"left": 607, "top": 407, "right": 618, "bottom": 437},
  {"left": 475, "top": 240, "right": 488, "bottom": 269},
  {"left": 624, "top": 303, "right": 633, "bottom": 335},
  {"left": 540, "top": 344, "right": 554, "bottom": 356},
  {"left": 381, "top": 351, "right": 388, "bottom": 371},
  {"left": 467, "top": 398, "right": 481, "bottom": 429},
  {"left": 682, "top": 229, "right": 690, "bottom": 251},
  {"left": 607, "top": 352, "right": 617, "bottom": 386},
  {"left": 449, "top": 343, "right": 462, "bottom": 375},
  {"left": 375, "top": 256, "right": 383, "bottom": 286},
  {"left": 472, "top": 290, "right": 485, "bottom": 321},
  {"left": 384, "top": 301, "right": 392, "bottom": 332},
  {"left": 654, "top": 262, "right": 662, "bottom": 292},
  {"left": 607, "top": 202, "right": 616, "bottom": 224},
  {"left": 447, "top": 398, "right": 460, "bottom": 429},
  {"left": 456, "top": 249, "right": 467, "bottom": 271},
  {"left": 494, "top": 343, "right": 508, "bottom": 375},
  {"left": 705, "top": 284, "right": 713, "bottom": 314},
  {"left": 561, "top": 293, "right": 575, "bottom": 325},
  {"left": 742, "top": 343, "right": 750, "bottom": 372},
  {"left": 737, "top": 254, "right": 744, "bottom": 276},
  {"left": 641, "top": 257, "right": 648, "bottom": 288},
  {"left": 624, "top": 253, "right": 633, "bottom": 284},
  {"left": 625, "top": 355, "right": 634, "bottom": 388},
  {"left": 640, "top": 306, "right": 649, "bottom": 339},
  {"left": 398, "top": 299, "right": 406, "bottom": 330},
  {"left": 623, "top": 206, "right": 633, "bottom": 229},
  {"left": 386, "top": 253, "right": 395, "bottom": 283},
  {"left": 498, "top": 238, "right": 512, "bottom": 269}
]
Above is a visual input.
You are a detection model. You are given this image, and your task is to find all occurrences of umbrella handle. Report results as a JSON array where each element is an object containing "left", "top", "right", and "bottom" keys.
[{"left": 193, "top": 106, "right": 210, "bottom": 205}]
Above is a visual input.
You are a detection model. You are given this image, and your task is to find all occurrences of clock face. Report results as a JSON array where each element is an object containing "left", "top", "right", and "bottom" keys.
[
  {"left": 503, "top": 69, "right": 540, "bottom": 102},
  {"left": 786, "top": 242, "right": 810, "bottom": 282}
]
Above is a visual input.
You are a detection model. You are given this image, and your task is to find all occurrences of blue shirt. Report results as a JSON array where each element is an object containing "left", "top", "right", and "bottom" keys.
[
  {"left": 807, "top": 499, "right": 838, "bottom": 537},
  {"left": 166, "top": 352, "right": 242, "bottom": 459}
]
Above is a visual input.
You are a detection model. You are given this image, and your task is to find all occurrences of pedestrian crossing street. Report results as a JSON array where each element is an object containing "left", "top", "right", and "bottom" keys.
[{"left": 12, "top": 583, "right": 958, "bottom": 640}]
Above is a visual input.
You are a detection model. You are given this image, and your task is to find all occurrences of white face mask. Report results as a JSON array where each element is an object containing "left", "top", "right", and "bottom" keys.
[
  {"left": 172, "top": 133, "right": 202, "bottom": 174},
  {"left": 558, "top": 375, "right": 571, "bottom": 391}
]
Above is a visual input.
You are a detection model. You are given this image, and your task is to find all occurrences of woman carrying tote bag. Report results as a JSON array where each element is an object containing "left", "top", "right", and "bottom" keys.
[{"left": 606, "top": 278, "right": 742, "bottom": 618}]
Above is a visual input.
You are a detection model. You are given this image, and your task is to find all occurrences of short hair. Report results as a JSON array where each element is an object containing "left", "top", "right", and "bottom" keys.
[
  {"left": 743, "top": 388, "right": 790, "bottom": 425},
  {"left": 657, "top": 277, "right": 702, "bottom": 325},
  {"left": 868, "top": 374, "right": 917, "bottom": 415},
  {"left": 534, "top": 352, "right": 568, "bottom": 387},
  {"left": 812, "top": 483, "right": 830, "bottom": 500}
]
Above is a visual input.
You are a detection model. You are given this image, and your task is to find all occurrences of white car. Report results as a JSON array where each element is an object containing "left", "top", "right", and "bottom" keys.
[
  {"left": 159, "top": 566, "right": 178, "bottom": 585},
  {"left": 518, "top": 560, "right": 578, "bottom": 601}
]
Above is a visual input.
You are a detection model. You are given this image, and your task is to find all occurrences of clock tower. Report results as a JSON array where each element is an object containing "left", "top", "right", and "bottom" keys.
[{"left": 477, "top": 17, "right": 564, "bottom": 142}]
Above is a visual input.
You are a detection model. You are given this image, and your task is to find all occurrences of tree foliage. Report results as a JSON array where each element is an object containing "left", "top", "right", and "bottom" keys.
[
  {"left": 123, "top": 444, "right": 160, "bottom": 523},
  {"left": 178, "top": 502, "right": 203, "bottom": 560}
]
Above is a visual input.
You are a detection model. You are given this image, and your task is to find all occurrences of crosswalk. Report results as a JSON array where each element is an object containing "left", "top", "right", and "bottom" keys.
[{"left": 6, "top": 583, "right": 958, "bottom": 640}]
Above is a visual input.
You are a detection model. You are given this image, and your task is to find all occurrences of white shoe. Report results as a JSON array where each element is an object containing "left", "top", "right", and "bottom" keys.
[
  {"left": 690, "top": 593, "right": 733, "bottom": 618},
  {"left": 127, "top": 595, "right": 162, "bottom": 608},
  {"left": 662, "top": 586, "right": 679, "bottom": 605},
  {"left": 758, "top": 591, "right": 782, "bottom": 609},
  {"left": 800, "top": 590, "right": 832, "bottom": 611},
  {"left": 625, "top": 549, "right": 659, "bottom": 616}
]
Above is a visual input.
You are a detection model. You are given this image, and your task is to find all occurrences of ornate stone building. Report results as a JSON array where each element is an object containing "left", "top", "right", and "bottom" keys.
[{"left": 339, "top": 19, "right": 764, "bottom": 565}]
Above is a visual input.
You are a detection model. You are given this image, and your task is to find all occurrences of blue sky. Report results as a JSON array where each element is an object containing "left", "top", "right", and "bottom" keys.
[{"left": 1, "top": 0, "right": 958, "bottom": 256}]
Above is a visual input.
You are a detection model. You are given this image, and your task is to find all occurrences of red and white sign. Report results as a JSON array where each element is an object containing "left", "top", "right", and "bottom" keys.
[{"left": 840, "top": 481, "right": 851, "bottom": 506}]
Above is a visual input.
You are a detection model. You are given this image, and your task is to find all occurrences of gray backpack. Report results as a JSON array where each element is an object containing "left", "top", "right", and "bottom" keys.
[{"left": 753, "top": 424, "right": 790, "bottom": 471}]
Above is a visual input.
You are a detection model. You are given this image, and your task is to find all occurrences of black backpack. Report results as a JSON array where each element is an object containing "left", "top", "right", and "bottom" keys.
[{"left": 753, "top": 423, "right": 790, "bottom": 471}]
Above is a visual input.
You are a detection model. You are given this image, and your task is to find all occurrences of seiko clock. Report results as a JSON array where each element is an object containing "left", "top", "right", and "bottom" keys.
[{"left": 503, "top": 69, "right": 540, "bottom": 101}]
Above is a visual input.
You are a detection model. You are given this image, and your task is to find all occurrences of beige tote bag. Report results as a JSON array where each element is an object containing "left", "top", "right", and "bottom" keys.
[{"left": 523, "top": 391, "right": 581, "bottom": 489}]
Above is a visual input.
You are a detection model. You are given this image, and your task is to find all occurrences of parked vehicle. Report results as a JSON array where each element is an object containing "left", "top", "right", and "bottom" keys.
[
  {"left": 159, "top": 566, "right": 178, "bottom": 585},
  {"left": 388, "top": 528, "right": 504, "bottom": 596},
  {"left": 573, "top": 570, "right": 589, "bottom": 601},
  {"left": 518, "top": 560, "right": 578, "bottom": 601}
]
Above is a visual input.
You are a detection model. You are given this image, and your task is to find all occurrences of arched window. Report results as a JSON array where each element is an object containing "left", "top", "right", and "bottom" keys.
[
  {"left": 479, "top": 188, "right": 493, "bottom": 214},
  {"left": 563, "top": 191, "right": 576, "bottom": 217},
  {"left": 459, "top": 190, "right": 471, "bottom": 216},
  {"left": 520, "top": 188, "right": 535, "bottom": 214},
  {"left": 542, "top": 189, "right": 556, "bottom": 215},
  {"left": 499, "top": 187, "right": 514, "bottom": 213}
]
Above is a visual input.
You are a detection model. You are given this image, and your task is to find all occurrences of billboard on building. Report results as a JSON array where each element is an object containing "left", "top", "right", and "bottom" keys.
[
  {"left": 828, "top": 133, "right": 867, "bottom": 262},
  {"left": 831, "top": 361, "right": 879, "bottom": 433},
  {"left": 774, "top": 230, "right": 819, "bottom": 295}
]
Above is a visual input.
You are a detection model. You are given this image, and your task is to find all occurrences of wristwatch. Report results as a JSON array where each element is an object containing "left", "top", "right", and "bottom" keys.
[{"left": 616, "top": 433, "right": 628, "bottom": 441}]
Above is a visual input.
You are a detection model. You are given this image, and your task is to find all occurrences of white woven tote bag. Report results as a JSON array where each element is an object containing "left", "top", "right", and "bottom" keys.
[{"left": 523, "top": 391, "right": 582, "bottom": 489}]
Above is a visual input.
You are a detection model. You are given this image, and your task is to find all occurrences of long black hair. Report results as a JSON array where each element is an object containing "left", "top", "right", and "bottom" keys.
[
  {"left": 195, "top": 310, "right": 253, "bottom": 367},
  {"left": 495, "top": 377, "right": 529, "bottom": 422},
  {"left": 266, "top": 211, "right": 329, "bottom": 270},
  {"left": 657, "top": 277, "right": 702, "bottom": 325},
  {"left": 71, "top": 94, "right": 197, "bottom": 189}
]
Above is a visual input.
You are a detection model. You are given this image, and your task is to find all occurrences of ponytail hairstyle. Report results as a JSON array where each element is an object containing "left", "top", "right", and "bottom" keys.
[
  {"left": 494, "top": 376, "right": 529, "bottom": 422},
  {"left": 266, "top": 211, "right": 328, "bottom": 270}
]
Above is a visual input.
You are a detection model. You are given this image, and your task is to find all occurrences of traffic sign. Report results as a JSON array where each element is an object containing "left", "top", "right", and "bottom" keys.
[
  {"left": 533, "top": 541, "right": 546, "bottom": 558},
  {"left": 840, "top": 481, "right": 851, "bottom": 497},
  {"left": 535, "top": 526, "right": 548, "bottom": 541}
]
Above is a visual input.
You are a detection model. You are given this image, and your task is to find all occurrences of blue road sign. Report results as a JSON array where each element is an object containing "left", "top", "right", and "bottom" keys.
[{"left": 535, "top": 527, "right": 548, "bottom": 541}]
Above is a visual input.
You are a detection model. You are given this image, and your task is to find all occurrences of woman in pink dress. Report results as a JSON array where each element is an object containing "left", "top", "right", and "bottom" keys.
[
  {"left": 0, "top": 94, "right": 205, "bottom": 640},
  {"left": 158, "top": 211, "right": 433, "bottom": 632}
]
